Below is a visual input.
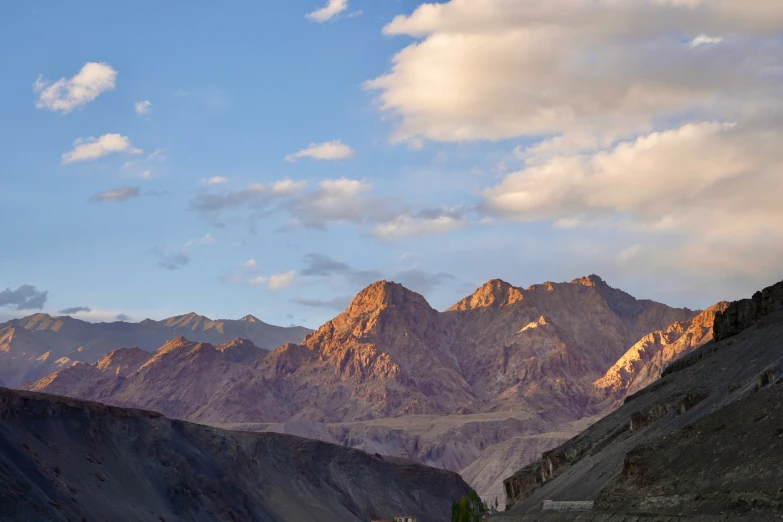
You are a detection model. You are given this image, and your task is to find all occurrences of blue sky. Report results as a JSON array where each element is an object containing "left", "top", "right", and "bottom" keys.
[{"left": 2, "top": 1, "right": 782, "bottom": 327}]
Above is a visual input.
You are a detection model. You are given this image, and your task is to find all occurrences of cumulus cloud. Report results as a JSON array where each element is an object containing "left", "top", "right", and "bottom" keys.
[
  {"left": 115, "top": 313, "right": 132, "bottom": 321},
  {"left": 34, "top": 62, "right": 117, "bottom": 113},
  {"left": 306, "top": 0, "right": 348, "bottom": 23},
  {"left": 285, "top": 140, "right": 355, "bottom": 162},
  {"left": 483, "top": 117, "right": 783, "bottom": 287},
  {"left": 62, "top": 134, "right": 142, "bottom": 164},
  {"left": 135, "top": 100, "right": 152, "bottom": 115},
  {"left": 248, "top": 271, "right": 296, "bottom": 290},
  {"left": 0, "top": 285, "right": 48, "bottom": 310},
  {"left": 90, "top": 186, "right": 140, "bottom": 202},
  {"left": 367, "top": 0, "right": 783, "bottom": 143},
  {"left": 58, "top": 306, "right": 92, "bottom": 315}
]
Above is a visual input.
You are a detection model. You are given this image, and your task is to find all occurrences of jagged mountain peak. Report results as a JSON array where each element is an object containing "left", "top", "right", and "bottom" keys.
[
  {"left": 240, "top": 314, "right": 261, "bottom": 323},
  {"left": 448, "top": 278, "right": 524, "bottom": 311},
  {"left": 95, "top": 347, "right": 151, "bottom": 375},
  {"left": 161, "top": 312, "right": 213, "bottom": 328},
  {"left": 571, "top": 274, "right": 606, "bottom": 287},
  {"left": 154, "top": 336, "right": 203, "bottom": 354},
  {"left": 346, "top": 280, "right": 432, "bottom": 314}
]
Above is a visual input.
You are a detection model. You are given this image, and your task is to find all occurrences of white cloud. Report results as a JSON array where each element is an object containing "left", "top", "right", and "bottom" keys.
[
  {"left": 306, "top": 0, "right": 348, "bottom": 23},
  {"left": 138, "top": 170, "right": 153, "bottom": 180},
  {"left": 135, "top": 100, "right": 152, "bottom": 115},
  {"left": 483, "top": 117, "right": 783, "bottom": 284},
  {"left": 367, "top": 0, "right": 783, "bottom": 144},
  {"left": 248, "top": 271, "right": 296, "bottom": 290},
  {"left": 62, "top": 134, "right": 142, "bottom": 164},
  {"left": 34, "top": 62, "right": 117, "bottom": 113},
  {"left": 285, "top": 140, "right": 355, "bottom": 162},
  {"left": 201, "top": 176, "right": 228, "bottom": 185},
  {"left": 689, "top": 34, "right": 724, "bottom": 48}
]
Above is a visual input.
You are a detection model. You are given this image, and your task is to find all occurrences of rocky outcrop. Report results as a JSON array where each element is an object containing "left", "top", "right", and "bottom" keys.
[
  {"left": 0, "top": 387, "right": 470, "bottom": 522},
  {"left": 593, "top": 303, "right": 727, "bottom": 405},
  {"left": 713, "top": 280, "right": 783, "bottom": 341}
]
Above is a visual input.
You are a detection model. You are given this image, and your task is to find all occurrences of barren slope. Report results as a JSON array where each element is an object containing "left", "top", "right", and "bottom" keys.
[{"left": 0, "top": 387, "right": 470, "bottom": 522}]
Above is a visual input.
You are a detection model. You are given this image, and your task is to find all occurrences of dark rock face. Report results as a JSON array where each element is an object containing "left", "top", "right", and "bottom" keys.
[
  {"left": 0, "top": 387, "right": 470, "bottom": 522},
  {"left": 713, "top": 280, "right": 783, "bottom": 341}
]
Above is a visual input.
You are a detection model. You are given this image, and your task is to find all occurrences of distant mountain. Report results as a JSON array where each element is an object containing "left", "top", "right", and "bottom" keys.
[
  {"left": 502, "top": 277, "right": 783, "bottom": 519},
  {"left": 26, "top": 337, "right": 267, "bottom": 419},
  {"left": 27, "top": 276, "right": 696, "bottom": 426},
  {"left": 0, "top": 312, "right": 311, "bottom": 388},
  {"left": 0, "top": 387, "right": 470, "bottom": 522}
]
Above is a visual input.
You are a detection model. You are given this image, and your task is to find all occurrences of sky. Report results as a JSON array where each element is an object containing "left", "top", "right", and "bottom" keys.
[{"left": 1, "top": 0, "right": 782, "bottom": 328}]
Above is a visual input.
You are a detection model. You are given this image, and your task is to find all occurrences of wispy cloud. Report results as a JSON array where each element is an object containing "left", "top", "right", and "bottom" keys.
[
  {"left": 58, "top": 306, "right": 92, "bottom": 315},
  {"left": 90, "top": 186, "right": 140, "bottom": 203},
  {"left": 62, "top": 134, "right": 142, "bottom": 164},
  {"left": 0, "top": 285, "right": 48, "bottom": 310},
  {"left": 185, "top": 233, "right": 215, "bottom": 247},
  {"left": 34, "top": 62, "right": 116, "bottom": 113},
  {"left": 292, "top": 296, "right": 352, "bottom": 311},
  {"left": 285, "top": 140, "right": 355, "bottom": 162},
  {"left": 301, "top": 253, "right": 382, "bottom": 286},
  {"left": 306, "top": 0, "right": 348, "bottom": 23}
]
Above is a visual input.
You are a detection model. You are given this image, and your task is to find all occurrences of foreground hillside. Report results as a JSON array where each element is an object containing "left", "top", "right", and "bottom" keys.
[
  {"left": 497, "top": 279, "right": 783, "bottom": 520},
  {"left": 0, "top": 387, "right": 470, "bottom": 522},
  {"left": 0, "top": 312, "right": 310, "bottom": 388}
]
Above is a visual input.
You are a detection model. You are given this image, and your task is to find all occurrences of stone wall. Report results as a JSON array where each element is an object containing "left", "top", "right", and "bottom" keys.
[{"left": 713, "top": 280, "right": 783, "bottom": 342}]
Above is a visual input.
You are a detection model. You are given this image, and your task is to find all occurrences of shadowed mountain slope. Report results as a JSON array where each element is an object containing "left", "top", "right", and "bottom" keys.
[{"left": 0, "top": 387, "right": 470, "bottom": 522}]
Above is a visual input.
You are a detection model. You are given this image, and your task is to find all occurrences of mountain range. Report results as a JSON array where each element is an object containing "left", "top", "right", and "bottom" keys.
[
  {"left": 18, "top": 274, "right": 726, "bottom": 506},
  {"left": 0, "top": 312, "right": 311, "bottom": 388}
]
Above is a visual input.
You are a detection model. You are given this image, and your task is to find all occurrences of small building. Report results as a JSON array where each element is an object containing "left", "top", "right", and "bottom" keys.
[
  {"left": 393, "top": 517, "right": 417, "bottom": 522},
  {"left": 541, "top": 500, "right": 594, "bottom": 511}
]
